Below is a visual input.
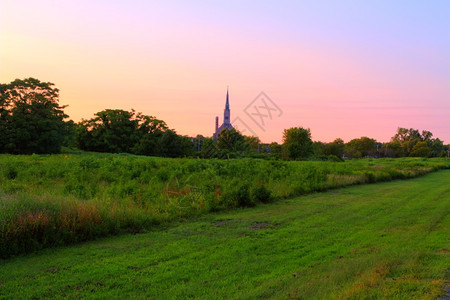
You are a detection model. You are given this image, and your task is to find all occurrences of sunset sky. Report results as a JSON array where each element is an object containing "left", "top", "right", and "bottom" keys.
[{"left": 1, "top": 1, "right": 449, "bottom": 143}]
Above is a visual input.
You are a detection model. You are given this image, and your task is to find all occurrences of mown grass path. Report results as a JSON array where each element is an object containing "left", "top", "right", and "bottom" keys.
[{"left": 1, "top": 171, "right": 449, "bottom": 299}]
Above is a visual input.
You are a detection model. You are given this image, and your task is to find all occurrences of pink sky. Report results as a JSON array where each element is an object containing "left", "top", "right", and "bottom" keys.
[{"left": 1, "top": 1, "right": 449, "bottom": 144}]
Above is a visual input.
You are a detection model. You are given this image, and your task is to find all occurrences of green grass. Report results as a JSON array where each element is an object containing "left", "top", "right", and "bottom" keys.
[
  {"left": 1, "top": 154, "right": 449, "bottom": 258},
  {"left": 1, "top": 170, "right": 449, "bottom": 299}
]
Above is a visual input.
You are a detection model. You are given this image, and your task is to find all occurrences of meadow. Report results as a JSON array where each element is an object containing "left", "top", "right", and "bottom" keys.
[
  {"left": 0, "top": 153, "right": 449, "bottom": 258},
  {"left": 1, "top": 169, "right": 449, "bottom": 299}
]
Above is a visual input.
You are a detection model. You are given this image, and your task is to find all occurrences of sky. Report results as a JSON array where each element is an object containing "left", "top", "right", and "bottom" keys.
[{"left": 1, "top": 0, "right": 449, "bottom": 144}]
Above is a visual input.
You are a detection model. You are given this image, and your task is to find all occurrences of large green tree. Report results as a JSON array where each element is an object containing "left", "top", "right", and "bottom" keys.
[
  {"left": 199, "top": 137, "right": 220, "bottom": 158},
  {"left": 268, "top": 142, "right": 283, "bottom": 159},
  {"left": 282, "top": 127, "right": 313, "bottom": 160},
  {"left": 390, "top": 127, "right": 444, "bottom": 157},
  {"left": 323, "top": 138, "right": 345, "bottom": 158},
  {"left": 244, "top": 136, "right": 261, "bottom": 153},
  {"left": 77, "top": 109, "right": 140, "bottom": 153},
  {"left": 380, "top": 141, "right": 403, "bottom": 158},
  {"left": 76, "top": 109, "right": 195, "bottom": 157},
  {"left": 0, "top": 78, "right": 68, "bottom": 154},
  {"left": 345, "top": 137, "right": 377, "bottom": 158},
  {"left": 77, "top": 109, "right": 169, "bottom": 154},
  {"left": 429, "top": 138, "right": 445, "bottom": 157},
  {"left": 217, "top": 128, "right": 247, "bottom": 152},
  {"left": 153, "top": 130, "right": 195, "bottom": 158},
  {"left": 409, "top": 141, "right": 432, "bottom": 157}
]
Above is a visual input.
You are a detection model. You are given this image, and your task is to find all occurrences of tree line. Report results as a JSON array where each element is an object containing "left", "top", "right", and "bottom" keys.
[{"left": 1, "top": 78, "right": 448, "bottom": 159}]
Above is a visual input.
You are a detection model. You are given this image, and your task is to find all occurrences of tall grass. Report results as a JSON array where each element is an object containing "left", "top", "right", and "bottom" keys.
[{"left": 0, "top": 154, "right": 448, "bottom": 258}]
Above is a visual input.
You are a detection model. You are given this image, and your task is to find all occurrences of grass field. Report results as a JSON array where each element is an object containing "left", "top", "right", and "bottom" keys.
[
  {"left": 1, "top": 170, "right": 449, "bottom": 299},
  {"left": 1, "top": 154, "right": 449, "bottom": 258}
]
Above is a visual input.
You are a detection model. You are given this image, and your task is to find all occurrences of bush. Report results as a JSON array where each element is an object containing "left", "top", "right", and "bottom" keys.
[
  {"left": 223, "top": 182, "right": 253, "bottom": 207},
  {"left": 327, "top": 155, "right": 344, "bottom": 162},
  {"left": 250, "top": 184, "right": 272, "bottom": 203},
  {"left": 5, "top": 168, "right": 18, "bottom": 180}
]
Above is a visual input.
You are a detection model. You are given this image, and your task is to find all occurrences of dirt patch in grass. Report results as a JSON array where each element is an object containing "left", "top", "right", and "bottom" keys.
[
  {"left": 212, "top": 219, "right": 232, "bottom": 227},
  {"left": 249, "top": 221, "right": 271, "bottom": 230}
]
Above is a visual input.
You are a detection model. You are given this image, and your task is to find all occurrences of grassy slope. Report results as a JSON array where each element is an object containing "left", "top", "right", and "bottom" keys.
[{"left": 1, "top": 170, "right": 449, "bottom": 299}]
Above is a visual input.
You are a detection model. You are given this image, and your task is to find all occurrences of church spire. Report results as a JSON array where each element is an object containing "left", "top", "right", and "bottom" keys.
[
  {"left": 223, "top": 87, "right": 230, "bottom": 125},
  {"left": 213, "top": 87, "right": 233, "bottom": 138},
  {"left": 225, "top": 86, "right": 229, "bottom": 109}
]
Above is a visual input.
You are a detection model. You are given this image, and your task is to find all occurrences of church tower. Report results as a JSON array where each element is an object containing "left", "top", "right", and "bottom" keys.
[{"left": 213, "top": 88, "right": 234, "bottom": 139}]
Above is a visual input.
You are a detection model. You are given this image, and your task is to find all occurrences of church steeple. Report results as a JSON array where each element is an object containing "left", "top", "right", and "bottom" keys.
[
  {"left": 224, "top": 87, "right": 230, "bottom": 124},
  {"left": 225, "top": 86, "right": 229, "bottom": 110},
  {"left": 213, "top": 87, "right": 233, "bottom": 139}
]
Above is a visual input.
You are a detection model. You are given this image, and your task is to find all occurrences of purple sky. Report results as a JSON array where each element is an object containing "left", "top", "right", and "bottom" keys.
[{"left": 1, "top": 0, "right": 449, "bottom": 143}]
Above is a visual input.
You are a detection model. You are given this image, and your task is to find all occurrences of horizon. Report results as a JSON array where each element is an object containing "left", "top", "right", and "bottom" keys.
[{"left": 1, "top": 1, "right": 449, "bottom": 144}]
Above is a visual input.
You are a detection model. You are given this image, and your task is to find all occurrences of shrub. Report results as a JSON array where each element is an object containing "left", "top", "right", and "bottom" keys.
[
  {"left": 327, "top": 155, "right": 344, "bottom": 162},
  {"left": 223, "top": 182, "right": 253, "bottom": 207},
  {"left": 250, "top": 184, "right": 272, "bottom": 203},
  {"left": 5, "top": 168, "right": 18, "bottom": 180},
  {"left": 365, "top": 171, "right": 376, "bottom": 183}
]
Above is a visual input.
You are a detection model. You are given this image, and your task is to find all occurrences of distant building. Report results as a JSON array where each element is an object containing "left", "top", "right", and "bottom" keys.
[{"left": 213, "top": 88, "right": 233, "bottom": 138}]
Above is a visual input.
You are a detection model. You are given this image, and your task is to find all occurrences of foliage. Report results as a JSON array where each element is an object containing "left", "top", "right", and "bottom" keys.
[
  {"left": 199, "top": 129, "right": 254, "bottom": 159},
  {"left": 77, "top": 109, "right": 139, "bottom": 153},
  {"left": 217, "top": 128, "right": 248, "bottom": 152},
  {"left": 392, "top": 127, "right": 424, "bottom": 154},
  {"left": 282, "top": 127, "right": 313, "bottom": 160},
  {"left": 268, "top": 142, "right": 282, "bottom": 159},
  {"left": 323, "top": 138, "right": 345, "bottom": 158},
  {"left": 199, "top": 137, "right": 220, "bottom": 158},
  {"left": 244, "top": 136, "right": 261, "bottom": 152},
  {"left": 345, "top": 136, "right": 377, "bottom": 158},
  {"left": 77, "top": 109, "right": 167, "bottom": 153},
  {"left": 429, "top": 138, "right": 445, "bottom": 157},
  {"left": 390, "top": 127, "right": 445, "bottom": 157},
  {"left": 250, "top": 184, "right": 272, "bottom": 203},
  {"left": 312, "top": 141, "right": 325, "bottom": 156},
  {"left": 0, "top": 154, "right": 448, "bottom": 258},
  {"left": 76, "top": 109, "right": 195, "bottom": 157},
  {"left": 0, "top": 78, "right": 69, "bottom": 154},
  {"left": 380, "top": 141, "right": 403, "bottom": 158},
  {"left": 224, "top": 181, "right": 253, "bottom": 207},
  {"left": 409, "top": 141, "right": 431, "bottom": 157}
]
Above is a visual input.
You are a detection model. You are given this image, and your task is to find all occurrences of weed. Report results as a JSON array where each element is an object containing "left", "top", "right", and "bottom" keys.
[{"left": 0, "top": 154, "right": 449, "bottom": 257}]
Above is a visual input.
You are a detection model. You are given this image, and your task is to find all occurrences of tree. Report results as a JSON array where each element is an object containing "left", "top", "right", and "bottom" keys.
[
  {"left": 345, "top": 137, "right": 377, "bottom": 158},
  {"left": 312, "top": 141, "right": 325, "bottom": 156},
  {"left": 77, "top": 109, "right": 140, "bottom": 153},
  {"left": 390, "top": 127, "right": 444, "bottom": 157},
  {"left": 282, "top": 127, "right": 313, "bottom": 160},
  {"left": 155, "top": 130, "right": 183, "bottom": 157},
  {"left": 132, "top": 129, "right": 164, "bottom": 156},
  {"left": 268, "top": 142, "right": 282, "bottom": 157},
  {"left": 244, "top": 136, "right": 260, "bottom": 152},
  {"left": 323, "top": 138, "right": 345, "bottom": 158},
  {"left": 0, "top": 86, "right": 9, "bottom": 152},
  {"left": 217, "top": 128, "right": 247, "bottom": 152},
  {"left": 0, "top": 78, "right": 68, "bottom": 154},
  {"left": 177, "top": 135, "right": 196, "bottom": 157},
  {"left": 409, "top": 141, "right": 431, "bottom": 157},
  {"left": 380, "top": 141, "right": 403, "bottom": 158},
  {"left": 430, "top": 138, "right": 445, "bottom": 157},
  {"left": 200, "top": 137, "right": 219, "bottom": 158},
  {"left": 77, "top": 109, "right": 169, "bottom": 154},
  {"left": 151, "top": 130, "right": 195, "bottom": 158}
]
